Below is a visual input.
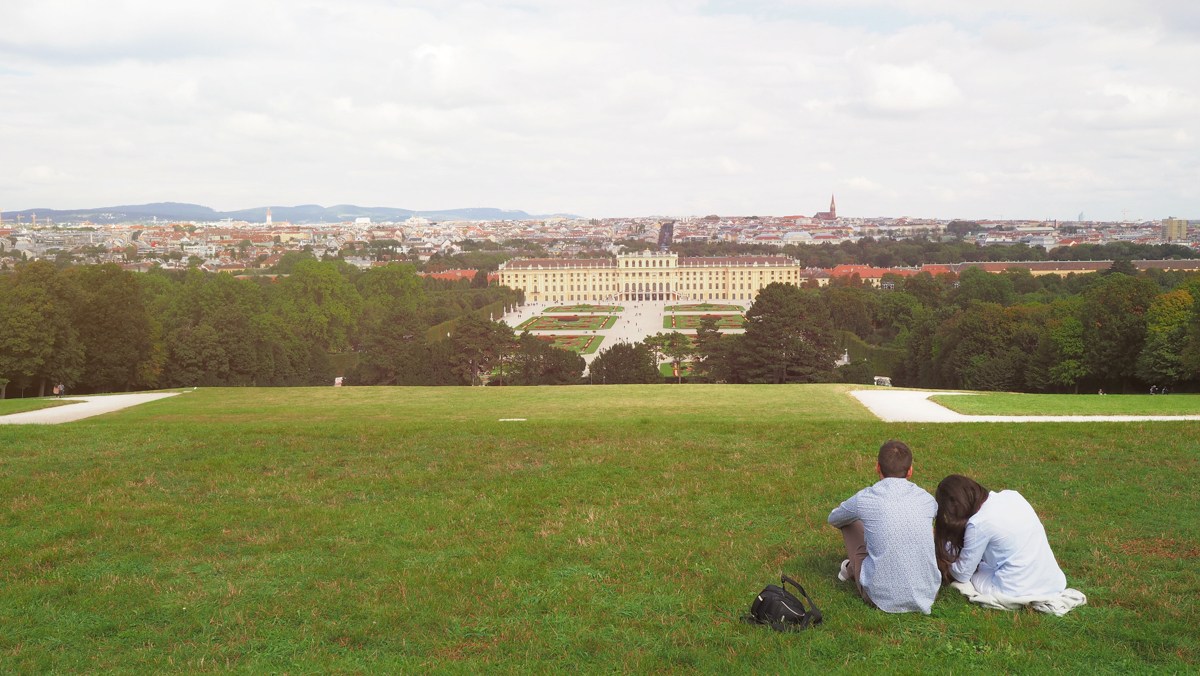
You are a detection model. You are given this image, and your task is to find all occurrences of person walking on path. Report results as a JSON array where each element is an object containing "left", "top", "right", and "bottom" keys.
[{"left": 828, "top": 440, "right": 941, "bottom": 614}]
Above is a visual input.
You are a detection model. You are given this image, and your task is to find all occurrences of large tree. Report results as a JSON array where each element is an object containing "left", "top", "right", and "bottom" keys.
[
  {"left": 1079, "top": 273, "right": 1158, "bottom": 391},
  {"left": 67, "top": 263, "right": 154, "bottom": 392},
  {"left": 272, "top": 259, "right": 364, "bottom": 353},
  {"left": 589, "top": 341, "right": 660, "bottom": 384},
  {"left": 1135, "top": 288, "right": 1193, "bottom": 387},
  {"left": 0, "top": 261, "right": 84, "bottom": 397},
  {"left": 737, "top": 283, "right": 838, "bottom": 383},
  {"left": 506, "top": 332, "right": 585, "bottom": 385},
  {"left": 450, "top": 314, "right": 514, "bottom": 386}
]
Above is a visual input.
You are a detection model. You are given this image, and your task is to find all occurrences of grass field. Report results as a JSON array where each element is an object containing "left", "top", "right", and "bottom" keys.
[
  {"left": 931, "top": 392, "right": 1200, "bottom": 416},
  {"left": 516, "top": 315, "right": 616, "bottom": 331},
  {"left": 544, "top": 305, "right": 623, "bottom": 313},
  {"left": 0, "top": 385, "right": 1196, "bottom": 674},
  {"left": 0, "top": 398, "right": 78, "bottom": 417},
  {"left": 664, "top": 314, "right": 745, "bottom": 330},
  {"left": 663, "top": 304, "right": 741, "bottom": 312},
  {"left": 537, "top": 334, "right": 605, "bottom": 355}
]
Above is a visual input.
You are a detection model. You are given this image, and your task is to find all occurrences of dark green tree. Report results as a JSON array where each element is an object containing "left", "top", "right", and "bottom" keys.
[
  {"left": 589, "top": 342, "right": 660, "bottom": 384},
  {"left": 1079, "top": 273, "right": 1158, "bottom": 390},
  {"left": 0, "top": 261, "right": 84, "bottom": 397},
  {"left": 507, "top": 332, "right": 585, "bottom": 385},
  {"left": 736, "top": 283, "right": 838, "bottom": 383},
  {"left": 450, "top": 314, "right": 514, "bottom": 386},
  {"left": 272, "top": 259, "right": 364, "bottom": 353},
  {"left": 67, "top": 264, "right": 154, "bottom": 392}
]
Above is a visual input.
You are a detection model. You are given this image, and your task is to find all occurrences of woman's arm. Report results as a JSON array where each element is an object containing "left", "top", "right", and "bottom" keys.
[{"left": 949, "top": 521, "right": 989, "bottom": 583}]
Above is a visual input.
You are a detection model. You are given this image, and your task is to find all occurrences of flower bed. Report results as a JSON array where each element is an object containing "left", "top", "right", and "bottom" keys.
[{"left": 536, "top": 334, "right": 605, "bottom": 354}]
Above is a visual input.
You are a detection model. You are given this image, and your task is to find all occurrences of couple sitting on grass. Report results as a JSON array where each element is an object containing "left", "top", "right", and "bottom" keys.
[{"left": 828, "top": 440, "right": 1086, "bottom": 616}]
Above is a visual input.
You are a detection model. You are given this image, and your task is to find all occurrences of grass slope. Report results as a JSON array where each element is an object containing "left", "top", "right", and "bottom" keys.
[
  {"left": 931, "top": 393, "right": 1200, "bottom": 416},
  {"left": 0, "top": 385, "right": 1195, "bottom": 674},
  {"left": 0, "top": 399, "right": 78, "bottom": 417}
]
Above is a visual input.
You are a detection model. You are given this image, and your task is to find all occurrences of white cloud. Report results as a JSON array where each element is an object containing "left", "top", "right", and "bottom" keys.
[
  {"left": 0, "top": 0, "right": 1195, "bottom": 220},
  {"left": 864, "top": 63, "right": 961, "bottom": 112},
  {"left": 20, "top": 165, "right": 69, "bottom": 183}
]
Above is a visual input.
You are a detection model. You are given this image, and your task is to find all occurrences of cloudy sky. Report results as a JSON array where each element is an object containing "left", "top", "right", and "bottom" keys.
[{"left": 1, "top": 1, "right": 1197, "bottom": 220}]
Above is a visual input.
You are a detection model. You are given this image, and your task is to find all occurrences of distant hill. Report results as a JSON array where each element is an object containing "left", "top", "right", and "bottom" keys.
[{"left": 2, "top": 202, "right": 580, "bottom": 224}]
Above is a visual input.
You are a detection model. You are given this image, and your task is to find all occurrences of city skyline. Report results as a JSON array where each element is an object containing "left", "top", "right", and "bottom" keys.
[{"left": 1, "top": 1, "right": 1197, "bottom": 220}]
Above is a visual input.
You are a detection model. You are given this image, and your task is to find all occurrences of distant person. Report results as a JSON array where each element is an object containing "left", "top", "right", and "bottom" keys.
[
  {"left": 828, "top": 441, "right": 940, "bottom": 614},
  {"left": 934, "top": 475, "right": 1066, "bottom": 597},
  {"left": 52, "top": 384, "right": 60, "bottom": 397},
  {"left": 56, "top": 383, "right": 65, "bottom": 398},
  {"left": 1098, "top": 389, "right": 1105, "bottom": 395}
]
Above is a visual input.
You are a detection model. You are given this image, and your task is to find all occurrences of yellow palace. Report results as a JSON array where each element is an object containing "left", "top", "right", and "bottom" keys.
[{"left": 496, "top": 251, "right": 825, "bottom": 303}]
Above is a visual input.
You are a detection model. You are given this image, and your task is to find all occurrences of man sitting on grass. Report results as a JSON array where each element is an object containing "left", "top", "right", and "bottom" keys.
[{"left": 828, "top": 440, "right": 940, "bottom": 614}]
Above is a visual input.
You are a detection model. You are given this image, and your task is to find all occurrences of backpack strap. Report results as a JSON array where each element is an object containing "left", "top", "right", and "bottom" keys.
[{"left": 781, "top": 574, "right": 823, "bottom": 625}]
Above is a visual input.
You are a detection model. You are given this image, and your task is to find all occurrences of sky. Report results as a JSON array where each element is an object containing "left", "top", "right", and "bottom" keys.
[{"left": 1, "top": 0, "right": 1197, "bottom": 220}]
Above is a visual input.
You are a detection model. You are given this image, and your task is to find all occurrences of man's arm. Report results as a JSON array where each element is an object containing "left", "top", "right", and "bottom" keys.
[
  {"left": 949, "top": 521, "right": 989, "bottom": 583},
  {"left": 828, "top": 492, "right": 860, "bottom": 528}
]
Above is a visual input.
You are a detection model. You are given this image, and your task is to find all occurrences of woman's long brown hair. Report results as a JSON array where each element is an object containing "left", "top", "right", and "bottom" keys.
[{"left": 934, "top": 474, "right": 990, "bottom": 583}]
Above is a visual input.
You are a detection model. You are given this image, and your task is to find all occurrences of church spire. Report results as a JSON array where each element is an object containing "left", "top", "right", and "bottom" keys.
[{"left": 830, "top": 194, "right": 836, "bottom": 219}]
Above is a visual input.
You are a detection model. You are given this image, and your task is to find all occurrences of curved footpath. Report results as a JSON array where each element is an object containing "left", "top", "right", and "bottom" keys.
[
  {"left": 852, "top": 389, "right": 1200, "bottom": 423},
  {"left": 0, "top": 392, "right": 180, "bottom": 425}
]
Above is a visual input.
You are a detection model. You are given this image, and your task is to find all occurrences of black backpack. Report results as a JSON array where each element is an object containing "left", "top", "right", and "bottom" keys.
[{"left": 743, "top": 574, "right": 823, "bottom": 632}]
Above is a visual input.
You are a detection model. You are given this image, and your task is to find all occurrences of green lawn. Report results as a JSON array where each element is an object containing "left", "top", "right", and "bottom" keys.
[
  {"left": 0, "top": 398, "right": 78, "bottom": 417},
  {"left": 0, "top": 385, "right": 1195, "bottom": 674},
  {"left": 930, "top": 392, "right": 1200, "bottom": 416}
]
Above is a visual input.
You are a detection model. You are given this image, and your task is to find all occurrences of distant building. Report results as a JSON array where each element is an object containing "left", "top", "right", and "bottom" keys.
[
  {"left": 813, "top": 195, "right": 837, "bottom": 221},
  {"left": 498, "top": 251, "right": 812, "bottom": 304},
  {"left": 1162, "top": 217, "right": 1187, "bottom": 241},
  {"left": 266, "top": 207, "right": 272, "bottom": 225},
  {"left": 356, "top": 217, "right": 371, "bottom": 224}
]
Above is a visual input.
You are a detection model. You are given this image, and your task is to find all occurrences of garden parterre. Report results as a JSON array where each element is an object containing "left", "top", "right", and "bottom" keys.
[
  {"left": 664, "top": 314, "right": 746, "bottom": 330},
  {"left": 516, "top": 315, "right": 616, "bottom": 331}
]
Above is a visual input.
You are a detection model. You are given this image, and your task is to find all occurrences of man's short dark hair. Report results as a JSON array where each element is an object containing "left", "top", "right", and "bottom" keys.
[{"left": 878, "top": 440, "right": 913, "bottom": 478}]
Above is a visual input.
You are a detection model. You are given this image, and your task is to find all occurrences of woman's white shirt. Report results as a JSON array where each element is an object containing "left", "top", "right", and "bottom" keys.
[{"left": 949, "top": 490, "right": 1067, "bottom": 597}]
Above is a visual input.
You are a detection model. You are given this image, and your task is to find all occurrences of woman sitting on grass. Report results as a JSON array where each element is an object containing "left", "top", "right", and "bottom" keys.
[{"left": 934, "top": 475, "right": 1067, "bottom": 597}]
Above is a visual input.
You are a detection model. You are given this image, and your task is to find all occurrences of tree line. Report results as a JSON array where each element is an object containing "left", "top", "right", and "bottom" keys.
[
  {"left": 0, "top": 259, "right": 552, "bottom": 398},
  {"left": 7, "top": 256, "right": 1199, "bottom": 395},
  {"left": 809, "top": 262, "right": 1200, "bottom": 393},
  {"left": 585, "top": 262, "right": 1200, "bottom": 392}
]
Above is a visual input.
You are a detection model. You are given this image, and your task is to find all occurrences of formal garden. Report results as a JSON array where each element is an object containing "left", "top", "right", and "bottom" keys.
[
  {"left": 517, "top": 315, "right": 617, "bottom": 331},
  {"left": 663, "top": 303, "right": 742, "bottom": 312},
  {"left": 663, "top": 314, "right": 746, "bottom": 330},
  {"left": 538, "top": 334, "right": 605, "bottom": 354}
]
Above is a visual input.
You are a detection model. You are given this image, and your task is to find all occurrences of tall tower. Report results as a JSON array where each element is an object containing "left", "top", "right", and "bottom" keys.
[
  {"left": 829, "top": 195, "right": 836, "bottom": 219},
  {"left": 266, "top": 207, "right": 272, "bottom": 225}
]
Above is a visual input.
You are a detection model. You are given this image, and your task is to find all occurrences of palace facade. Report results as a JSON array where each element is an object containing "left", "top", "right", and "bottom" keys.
[{"left": 496, "top": 251, "right": 828, "bottom": 303}]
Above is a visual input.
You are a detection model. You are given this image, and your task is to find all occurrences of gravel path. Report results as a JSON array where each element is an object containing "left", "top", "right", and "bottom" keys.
[
  {"left": 851, "top": 390, "right": 1200, "bottom": 423},
  {"left": 0, "top": 392, "right": 181, "bottom": 425}
]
